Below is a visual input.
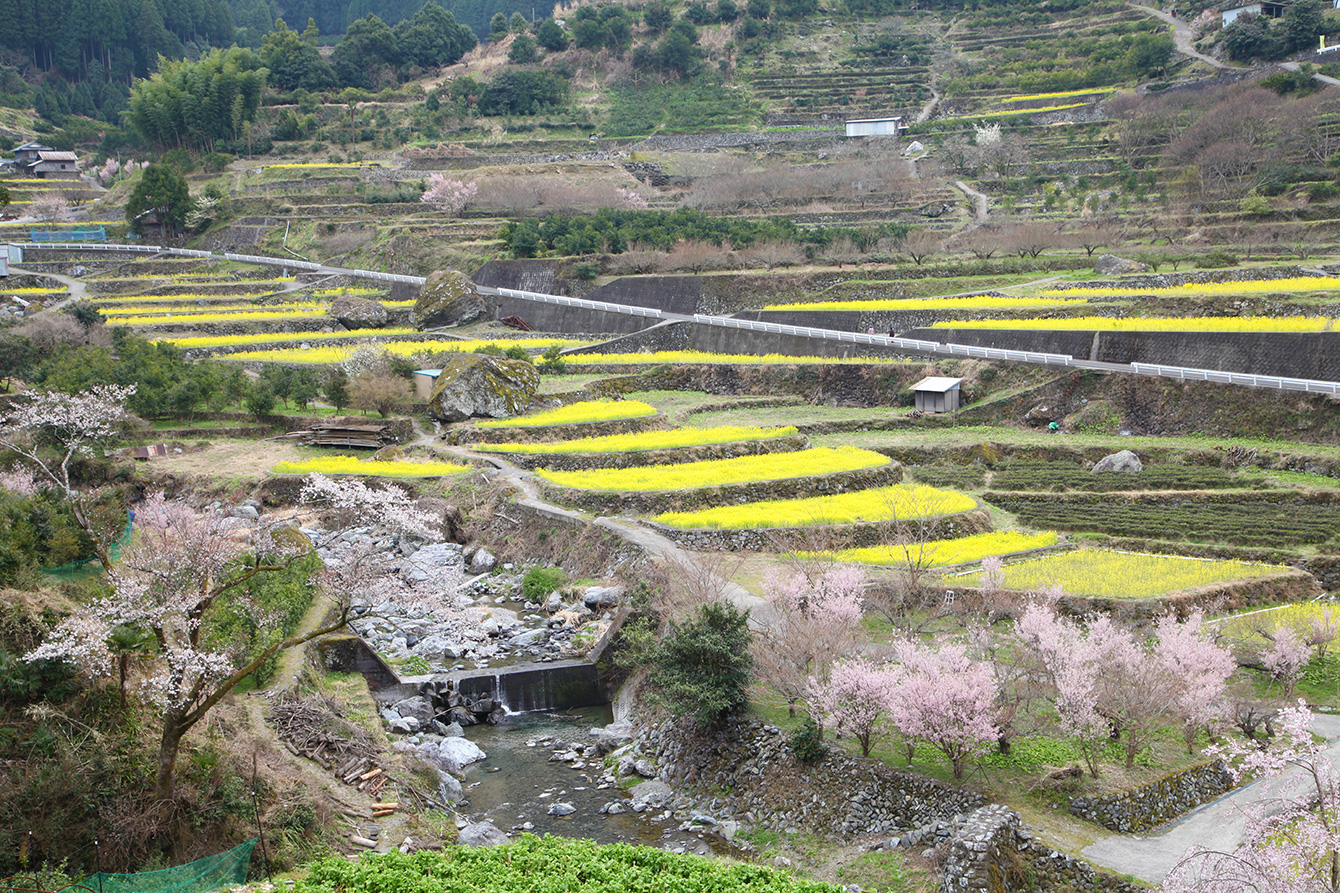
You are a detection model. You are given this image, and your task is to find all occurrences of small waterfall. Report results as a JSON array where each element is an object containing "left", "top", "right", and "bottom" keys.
[
  {"left": 451, "top": 661, "right": 605, "bottom": 715},
  {"left": 493, "top": 672, "right": 516, "bottom": 715}
]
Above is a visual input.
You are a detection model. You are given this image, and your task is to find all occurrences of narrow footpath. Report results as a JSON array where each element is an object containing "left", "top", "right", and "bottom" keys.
[
  {"left": 1082, "top": 713, "right": 1340, "bottom": 883},
  {"left": 1129, "top": 4, "right": 1228, "bottom": 69}
]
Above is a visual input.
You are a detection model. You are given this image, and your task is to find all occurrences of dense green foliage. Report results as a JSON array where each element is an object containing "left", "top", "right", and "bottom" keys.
[
  {"left": 297, "top": 835, "right": 848, "bottom": 893},
  {"left": 205, "top": 545, "right": 321, "bottom": 686},
  {"left": 521, "top": 566, "right": 567, "bottom": 601},
  {"left": 1223, "top": 0, "right": 1325, "bottom": 61},
  {"left": 649, "top": 601, "right": 753, "bottom": 727},
  {"left": 125, "top": 163, "right": 192, "bottom": 233},
  {"left": 985, "top": 495, "right": 1340, "bottom": 546},
  {"left": 331, "top": 4, "right": 476, "bottom": 89},
  {"left": 989, "top": 462, "right": 1261, "bottom": 492},
  {"left": 124, "top": 47, "right": 267, "bottom": 151},
  {"left": 499, "top": 208, "right": 904, "bottom": 257},
  {"left": 0, "top": 489, "right": 103, "bottom": 586},
  {"left": 272, "top": 0, "right": 531, "bottom": 40},
  {"left": 605, "top": 82, "right": 762, "bottom": 136}
]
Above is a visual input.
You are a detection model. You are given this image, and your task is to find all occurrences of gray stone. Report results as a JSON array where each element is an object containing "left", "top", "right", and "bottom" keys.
[
  {"left": 441, "top": 721, "right": 465, "bottom": 738},
  {"left": 1092, "top": 450, "right": 1143, "bottom": 474},
  {"left": 457, "top": 821, "right": 510, "bottom": 847},
  {"left": 1093, "top": 254, "right": 1150, "bottom": 276},
  {"left": 390, "top": 716, "right": 419, "bottom": 734},
  {"left": 330, "top": 296, "right": 389, "bottom": 328},
  {"left": 393, "top": 696, "right": 435, "bottom": 725},
  {"left": 437, "top": 770, "right": 463, "bottom": 804},
  {"left": 229, "top": 504, "right": 259, "bottom": 520},
  {"left": 547, "top": 802, "right": 576, "bottom": 816},
  {"left": 634, "top": 758, "right": 658, "bottom": 779},
  {"left": 413, "top": 270, "right": 489, "bottom": 328},
  {"left": 426, "top": 353, "right": 539, "bottom": 422},
  {"left": 630, "top": 780, "right": 673, "bottom": 810},
  {"left": 588, "top": 721, "right": 634, "bottom": 754},
  {"left": 582, "top": 586, "right": 622, "bottom": 611},
  {"left": 470, "top": 548, "right": 497, "bottom": 574},
  {"left": 439, "top": 736, "right": 487, "bottom": 767},
  {"left": 512, "top": 628, "right": 547, "bottom": 647}
]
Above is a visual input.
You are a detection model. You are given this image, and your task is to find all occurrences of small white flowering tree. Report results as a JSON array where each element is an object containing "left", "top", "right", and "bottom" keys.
[
  {"left": 26, "top": 475, "right": 442, "bottom": 804},
  {"left": 0, "top": 384, "right": 137, "bottom": 571},
  {"left": 420, "top": 174, "right": 478, "bottom": 215}
]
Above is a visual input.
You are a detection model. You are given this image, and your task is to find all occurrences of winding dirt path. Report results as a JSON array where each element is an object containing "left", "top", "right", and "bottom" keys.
[
  {"left": 1129, "top": 4, "right": 1228, "bottom": 69},
  {"left": 953, "top": 181, "right": 989, "bottom": 226},
  {"left": 9, "top": 266, "right": 88, "bottom": 308}
]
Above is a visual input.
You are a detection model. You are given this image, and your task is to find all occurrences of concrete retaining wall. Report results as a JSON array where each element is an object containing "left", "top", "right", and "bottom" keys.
[{"left": 914, "top": 327, "right": 1340, "bottom": 380}]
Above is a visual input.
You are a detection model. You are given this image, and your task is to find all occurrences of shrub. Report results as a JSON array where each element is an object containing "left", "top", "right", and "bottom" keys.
[
  {"left": 522, "top": 566, "right": 567, "bottom": 601},
  {"left": 349, "top": 373, "right": 411, "bottom": 417},
  {"left": 649, "top": 601, "right": 753, "bottom": 727},
  {"left": 790, "top": 716, "right": 829, "bottom": 764}
]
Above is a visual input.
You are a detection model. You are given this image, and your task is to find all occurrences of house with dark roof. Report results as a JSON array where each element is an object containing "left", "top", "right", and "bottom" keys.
[{"left": 8, "top": 143, "right": 80, "bottom": 178}]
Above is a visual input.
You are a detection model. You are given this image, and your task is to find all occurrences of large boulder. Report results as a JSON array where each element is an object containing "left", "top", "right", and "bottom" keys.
[
  {"left": 1093, "top": 254, "right": 1149, "bottom": 276},
  {"left": 427, "top": 353, "right": 538, "bottom": 422},
  {"left": 329, "top": 296, "right": 388, "bottom": 328},
  {"left": 1092, "top": 450, "right": 1143, "bottom": 474},
  {"left": 414, "top": 270, "right": 490, "bottom": 328},
  {"left": 458, "top": 821, "right": 510, "bottom": 847}
]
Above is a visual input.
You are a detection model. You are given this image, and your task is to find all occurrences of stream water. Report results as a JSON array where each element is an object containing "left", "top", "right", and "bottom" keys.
[{"left": 455, "top": 705, "right": 724, "bottom": 855}]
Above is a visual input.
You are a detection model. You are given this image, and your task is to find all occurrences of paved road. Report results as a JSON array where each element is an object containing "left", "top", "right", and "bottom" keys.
[
  {"left": 1083, "top": 713, "right": 1340, "bottom": 884},
  {"left": 1283, "top": 60, "right": 1340, "bottom": 87},
  {"left": 8, "top": 265, "right": 88, "bottom": 309},
  {"left": 1130, "top": 4, "right": 1228, "bottom": 69}
]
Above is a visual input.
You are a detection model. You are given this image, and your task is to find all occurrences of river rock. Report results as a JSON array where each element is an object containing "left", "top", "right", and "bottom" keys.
[
  {"left": 583, "top": 586, "right": 621, "bottom": 611},
  {"left": 437, "top": 770, "right": 463, "bottom": 804},
  {"left": 330, "top": 296, "right": 389, "bottom": 328},
  {"left": 439, "top": 736, "right": 487, "bottom": 767},
  {"left": 393, "top": 696, "right": 435, "bottom": 725},
  {"left": 1092, "top": 450, "right": 1143, "bottom": 473},
  {"left": 470, "top": 548, "right": 497, "bottom": 573},
  {"left": 512, "top": 628, "right": 547, "bottom": 647},
  {"left": 440, "top": 721, "right": 465, "bottom": 737},
  {"left": 1093, "top": 254, "right": 1149, "bottom": 276},
  {"left": 389, "top": 716, "right": 419, "bottom": 734},
  {"left": 426, "top": 353, "right": 539, "bottom": 422},
  {"left": 589, "top": 721, "right": 634, "bottom": 754},
  {"left": 548, "top": 802, "right": 576, "bottom": 816},
  {"left": 458, "top": 821, "right": 510, "bottom": 847},
  {"left": 413, "top": 270, "right": 489, "bottom": 328},
  {"left": 634, "top": 759, "right": 658, "bottom": 779},
  {"left": 629, "top": 780, "right": 673, "bottom": 811}
]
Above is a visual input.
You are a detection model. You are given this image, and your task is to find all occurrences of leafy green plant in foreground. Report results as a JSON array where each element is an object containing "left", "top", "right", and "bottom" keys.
[{"left": 296, "top": 836, "right": 850, "bottom": 893}]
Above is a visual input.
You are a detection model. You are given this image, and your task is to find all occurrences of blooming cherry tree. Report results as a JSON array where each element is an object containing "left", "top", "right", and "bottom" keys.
[
  {"left": 887, "top": 637, "right": 999, "bottom": 779},
  {"left": 1154, "top": 610, "right": 1237, "bottom": 753},
  {"left": 420, "top": 174, "right": 478, "bottom": 215},
  {"left": 752, "top": 565, "right": 865, "bottom": 717},
  {"left": 1264, "top": 627, "right": 1313, "bottom": 697},
  {"left": 26, "top": 474, "right": 442, "bottom": 803},
  {"left": 0, "top": 384, "right": 137, "bottom": 571},
  {"left": 807, "top": 658, "right": 897, "bottom": 757}
]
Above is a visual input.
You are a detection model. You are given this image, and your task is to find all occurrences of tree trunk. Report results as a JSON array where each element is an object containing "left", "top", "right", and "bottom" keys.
[{"left": 155, "top": 718, "right": 186, "bottom": 803}]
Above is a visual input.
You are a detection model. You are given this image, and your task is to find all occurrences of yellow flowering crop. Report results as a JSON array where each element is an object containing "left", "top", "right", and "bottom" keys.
[
  {"left": 1002, "top": 87, "right": 1115, "bottom": 103},
  {"left": 224, "top": 338, "right": 585, "bottom": 364},
  {"left": 271, "top": 455, "right": 470, "bottom": 477},
  {"left": 1, "top": 287, "right": 66, "bottom": 295},
  {"left": 475, "top": 425, "right": 798, "bottom": 454},
  {"left": 479, "top": 399, "right": 658, "bottom": 429},
  {"left": 565, "top": 351, "right": 910, "bottom": 366},
  {"left": 266, "top": 162, "right": 365, "bottom": 169},
  {"left": 160, "top": 328, "right": 418, "bottom": 348},
  {"left": 101, "top": 301, "right": 327, "bottom": 317},
  {"left": 1215, "top": 602, "right": 1340, "bottom": 647},
  {"left": 806, "top": 530, "right": 1058, "bottom": 568},
  {"left": 312, "top": 287, "right": 385, "bottom": 297},
  {"left": 761, "top": 296, "right": 1088, "bottom": 312},
  {"left": 1041, "top": 277, "right": 1340, "bottom": 298},
  {"left": 930, "top": 315, "right": 1335, "bottom": 333},
  {"left": 956, "top": 549, "right": 1283, "bottom": 598},
  {"left": 537, "top": 446, "right": 888, "bottom": 492},
  {"left": 111, "top": 308, "right": 328, "bottom": 326},
  {"left": 92, "top": 291, "right": 291, "bottom": 305},
  {"left": 655, "top": 483, "right": 975, "bottom": 529}
]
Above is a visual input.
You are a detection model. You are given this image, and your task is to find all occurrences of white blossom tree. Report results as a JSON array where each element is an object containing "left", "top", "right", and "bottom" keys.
[
  {"left": 420, "top": 174, "right": 478, "bottom": 215},
  {"left": 0, "top": 384, "right": 137, "bottom": 571},
  {"left": 26, "top": 475, "right": 443, "bottom": 804}
]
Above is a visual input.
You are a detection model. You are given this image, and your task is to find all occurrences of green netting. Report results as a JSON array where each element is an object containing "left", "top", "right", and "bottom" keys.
[
  {"left": 80, "top": 838, "right": 256, "bottom": 893},
  {"left": 42, "top": 517, "right": 135, "bottom": 578}
]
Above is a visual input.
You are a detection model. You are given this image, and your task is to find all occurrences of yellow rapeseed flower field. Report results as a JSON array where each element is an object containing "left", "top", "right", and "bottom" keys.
[
  {"left": 225, "top": 338, "right": 585, "bottom": 364},
  {"left": 312, "top": 287, "right": 385, "bottom": 297},
  {"left": 271, "top": 455, "right": 470, "bottom": 477},
  {"left": 1002, "top": 87, "right": 1115, "bottom": 103},
  {"left": 111, "top": 308, "right": 328, "bottom": 326},
  {"left": 654, "top": 483, "right": 976, "bottom": 529},
  {"left": 537, "top": 446, "right": 888, "bottom": 492},
  {"left": 101, "top": 301, "right": 327, "bottom": 317},
  {"left": 956, "top": 549, "right": 1282, "bottom": 598},
  {"left": 1040, "top": 277, "right": 1340, "bottom": 298},
  {"left": 930, "top": 315, "right": 1334, "bottom": 333},
  {"left": 479, "top": 399, "right": 658, "bottom": 429},
  {"left": 1215, "top": 602, "right": 1340, "bottom": 646},
  {"left": 160, "top": 329, "right": 418, "bottom": 349},
  {"left": 761, "top": 296, "right": 1087, "bottom": 312},
  {"left": 565, "top": 351, "right": 910, "bottom": 366},
  {"left": 2, "top": 287, "right": 67, "bottom": 295},
  {"left": 475, "top": 425, "right": 798, "bottom": 454},
  {"left": 806, "top": 530, "right": 1058, "bottom": 567},
  {"left": 266, "top": 162, "right": 365, "bottom": 169}
]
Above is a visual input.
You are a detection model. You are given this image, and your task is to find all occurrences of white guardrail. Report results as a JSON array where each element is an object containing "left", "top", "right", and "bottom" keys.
[{"left": 11, "top": 242, "right": 1340, "bottom": 396}]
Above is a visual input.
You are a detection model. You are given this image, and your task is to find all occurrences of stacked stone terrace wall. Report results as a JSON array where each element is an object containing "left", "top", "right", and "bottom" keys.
[{"left": 1069, "top": 761, "right": 1235, "bottom": 833}]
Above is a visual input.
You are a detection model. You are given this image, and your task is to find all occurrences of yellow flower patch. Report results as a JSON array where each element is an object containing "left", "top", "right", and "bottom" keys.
[
  {"left": 565, "top": 351, "right": 911, "bottom": 365},
  {"left": 478, "top": 399, "right": 658, "bottom": 429},
  {"left": 761, "top": 296, "right": 1087, "bottom": 312},
  {"left": 955, "top": 549, "right": 1283, "bottom": 598},
  {"left": 224, "top": 338, "right": 585, "bottom": 364},
  {"left": 655, "top": 483, "right": 975, "bottom": 529},
  {"left": 808, "top": 530, "right": 1058, "bottom": 567},
  {"left": 930, "top": 315, "right": 1335, "bottom": 333},
  {"left": 537, "top": 446, "right": 888, "bottom": 492},
  {"left": 271, "top": 455, "right": 470, "bottom": 477},
  {"left": 1041, "top": 277, "right": 1340, "bottom": 298},
  {"left": 160, "top": 328, "right": 418, "bottom": 348}
]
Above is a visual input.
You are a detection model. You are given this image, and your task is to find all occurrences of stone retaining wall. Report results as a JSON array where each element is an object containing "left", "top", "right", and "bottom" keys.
[
  {"left": 650, "top": 508, "right": 990, "bottom": 553},
  {"left": 475, "top": 433, "right": 809, "bottom": 471},
  {"left": 939, "top": 806, "right": 1142, "bottom": 893},
  {"left": 644, "top": 716, "right": 984, "bottom": 837},
  {"left": 447, "top": 412, "right": 669, "bottom": 445},
  {"left": 1053, "top": 266, "right": 1325, "bottom": 292},
  {"left": 947, "top": 570, "right": 1321, "bottom": 622},
  {"left": 538, "top": 461, "right": 902, "bottom": 515},
  {"left": 1070, "top": 761, "right": 1234, "bottom": 833}
]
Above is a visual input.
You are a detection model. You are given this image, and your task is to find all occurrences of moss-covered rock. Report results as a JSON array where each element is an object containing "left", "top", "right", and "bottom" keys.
[
  {"left": 413, "top": 270, "right": 490, "bottom": 329},
  {"left": 427, "top": 354, "right": 539, "bottom": 422}
]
